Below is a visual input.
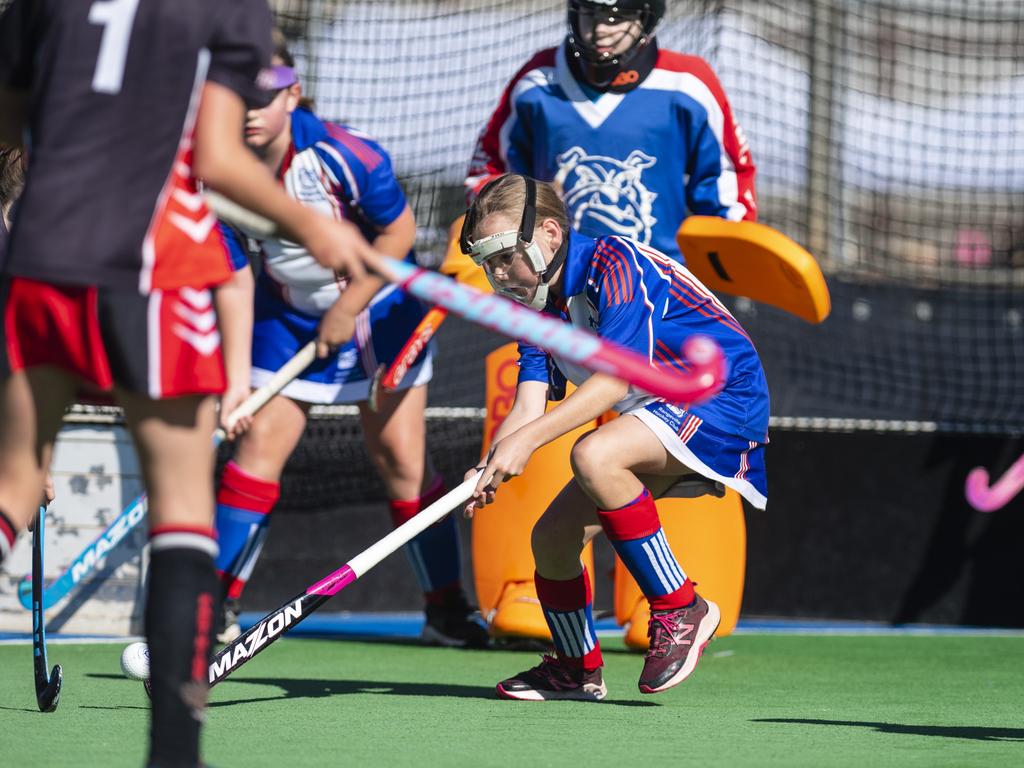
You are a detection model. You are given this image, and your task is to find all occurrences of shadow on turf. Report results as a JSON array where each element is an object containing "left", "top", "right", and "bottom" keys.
[
  {"left": 207, "top": 677, "right": 659, "bottom": 708},
  {"left": 84, "top": 673, "right": 658, "bottom": 708},
  {"left": 753, "top": 718, "right": 1024, "bottom": 742}
]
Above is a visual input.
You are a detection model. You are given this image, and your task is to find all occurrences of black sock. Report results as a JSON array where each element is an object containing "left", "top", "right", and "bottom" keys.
[
  {"left": 0, "top": 507, "right": 17, "bottom": 566},
  {"left": 146, "top": 529, "right": 218, "bottom": 768}
]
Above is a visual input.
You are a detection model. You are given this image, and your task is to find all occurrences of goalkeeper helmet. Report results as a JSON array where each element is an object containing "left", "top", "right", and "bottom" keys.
[{"left": 567, "top": 0, "right": 665, "bottom": 89}]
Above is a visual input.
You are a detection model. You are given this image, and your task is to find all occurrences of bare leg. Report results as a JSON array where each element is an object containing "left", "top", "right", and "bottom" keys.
[
  {"left": 232, "top": 393, "right": 309, "bottom": 482},
  {"left": 118, "top": 391, "right": 218, "bottom": 529},
  {"left": 531, "top": 478, "right": 603, "bottom": 581},
  {"left": 570, "top": 414, "right": 692, "bottom": 509},
  {"left": 358, "top": 382, "right": 433, "bottom": 499},
  {"left": 0, "top": 368, "right": 77, "bottom": 538},
  {"left": 118, "top": 390, "right": 220, "bottom": 768},
  {"left": 530, "top": 415, "right": 686, "bottom": 580}
]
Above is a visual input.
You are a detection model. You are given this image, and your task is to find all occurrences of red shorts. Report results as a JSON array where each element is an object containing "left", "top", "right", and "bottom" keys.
[{"left": 0, "top": 277, "right": 225, "bottom": 398}]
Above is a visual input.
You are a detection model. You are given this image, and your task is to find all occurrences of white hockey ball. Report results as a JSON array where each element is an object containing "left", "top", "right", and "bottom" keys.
[{"left": 120, "top": 641, "right": 150, "bottom": 681}]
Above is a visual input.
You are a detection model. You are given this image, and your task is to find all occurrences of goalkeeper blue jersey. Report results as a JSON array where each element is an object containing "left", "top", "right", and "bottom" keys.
[{"left": 468, "top": 42, "right": 756, "bottom": 264}]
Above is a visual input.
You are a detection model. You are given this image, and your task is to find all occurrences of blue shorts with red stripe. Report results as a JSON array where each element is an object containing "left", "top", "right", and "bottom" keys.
[
  {"left": 631, "top": 400, "right": 768, "bottom": 510},
  {"left": 251, "top": 275, "right": 433, "bottom": 405}
]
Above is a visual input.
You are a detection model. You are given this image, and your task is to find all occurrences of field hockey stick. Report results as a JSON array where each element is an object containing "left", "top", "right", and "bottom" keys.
[
  {"left": 368, "top": 306, "right": 448, "bottom": 412},
  {"left": 19, "top": 492, "right": 146, "bottom": 610},
  {"left": 206, "top": 471, "right": 481, "bottom": 686},
  {"left": 205, "top": 192, "right": 728, "bottom": 406},
  {"left": 18, "top": 342, "right": 318, "bottom": 610},
  {"left": 32, "top": 504, "right": 63, "bottom": 712},
  {"left": 965, "top": 450, "right": 1024, "bottom": 512}
]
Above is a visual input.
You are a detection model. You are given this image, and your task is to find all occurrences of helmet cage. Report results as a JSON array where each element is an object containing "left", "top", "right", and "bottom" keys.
[{"left": 566, "top": 1, "right": 662, "bottom": 85}]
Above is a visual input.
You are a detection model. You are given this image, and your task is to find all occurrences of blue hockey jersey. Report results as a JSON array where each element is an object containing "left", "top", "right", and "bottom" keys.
[
  {"left": 257, "top": 107, "right": 411, "bottom": 314},
  {"left": 468, "top": 43, "right": 756, "bottom": 263},
  {"left": 517, "top": 230, "right": 769, "bottom": 443}
]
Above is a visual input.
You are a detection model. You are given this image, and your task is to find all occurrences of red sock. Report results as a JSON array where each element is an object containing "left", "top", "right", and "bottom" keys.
[
  {"left": 597, "top": 489, "right": 694, "bottom": 611},
  {"left": 389, "top": 476, "right": 462, "bottom": 605}
]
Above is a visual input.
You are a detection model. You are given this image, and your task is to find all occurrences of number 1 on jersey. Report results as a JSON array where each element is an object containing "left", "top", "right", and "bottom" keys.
[{"left": 88, "top": 0, "right": 140, "bottom": 95}]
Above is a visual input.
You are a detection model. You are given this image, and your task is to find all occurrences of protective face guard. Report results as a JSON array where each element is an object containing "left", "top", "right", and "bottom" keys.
[
  {"left": 570, "top": 6, "right": 647, "bottom": 65},
  {"left": 475, "top": 238, "right": 549, "bottom": 309},
  {"left": 461, "top": 177, "right": 552, "bottom": 310},
  {"left": 566, "top": 1, "right": 663, "bottom": 88}
]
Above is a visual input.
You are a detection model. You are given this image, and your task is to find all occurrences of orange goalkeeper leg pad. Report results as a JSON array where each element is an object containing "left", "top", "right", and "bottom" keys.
[{"left": 616, "top": 490, "right": 747, "bottom": 650}]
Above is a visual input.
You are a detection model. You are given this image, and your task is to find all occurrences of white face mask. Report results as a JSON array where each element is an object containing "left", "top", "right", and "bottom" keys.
[{"left": 468, "top": 229, "right": 551, "bottom": 310}]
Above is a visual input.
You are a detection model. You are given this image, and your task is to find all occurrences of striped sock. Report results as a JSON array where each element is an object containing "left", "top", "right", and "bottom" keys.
[
  {"left": 390, "top": 475, "right": 462, "bottom": 604},
  {"left": 597, "top": 489, "right": 695, "bottom": 610},
  {"left": 146, "top": 526, "right": 218, "bottom": 768},
  {"left": 0, "top": 508, "right": 16, "bottom": 565},
  {"left": 535, "top": 568, "right": 603, "bottom": 671},
  {"left": 214, "top": 462, "right": 279, "bottom": 600}
]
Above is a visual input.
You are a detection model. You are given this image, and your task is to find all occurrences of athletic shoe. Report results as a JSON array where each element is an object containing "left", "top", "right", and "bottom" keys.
[
  {"left": 638, "top": 594, "right": 721, "bottom": 694},
  {"left": 215, "top": 598, "right": 241, "bottom": 644},
  {"left": 496, "top": 655, "right": 607, "bottom": 701},
  {"left": 421, "top": 591, "right": 491, "bottom": 648}
]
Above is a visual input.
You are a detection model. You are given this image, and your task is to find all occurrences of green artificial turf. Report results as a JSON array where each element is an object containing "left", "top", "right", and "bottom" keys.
[{"left": 3, "top": 635, "right": 1023, "bottom": 767}]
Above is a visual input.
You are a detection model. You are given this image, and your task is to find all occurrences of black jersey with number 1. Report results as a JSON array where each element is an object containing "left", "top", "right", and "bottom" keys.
[{"left": 0, "top": 0, "right": 273, "bottom": 293}]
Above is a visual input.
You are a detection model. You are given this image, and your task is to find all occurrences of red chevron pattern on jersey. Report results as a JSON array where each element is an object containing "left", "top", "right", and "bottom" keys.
[{"left": 143, "top": 143, "right": 234, "bottom": 294}]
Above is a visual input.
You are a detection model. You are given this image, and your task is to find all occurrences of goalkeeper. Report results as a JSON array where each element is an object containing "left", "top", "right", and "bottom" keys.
[{"left": 465, "top": 0, "right": 756, "bottom": 260}]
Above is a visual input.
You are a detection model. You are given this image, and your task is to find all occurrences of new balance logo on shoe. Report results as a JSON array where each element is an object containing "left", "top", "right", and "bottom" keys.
[{"left": 638, "top": 594, "right": 721, "bottom": 694}]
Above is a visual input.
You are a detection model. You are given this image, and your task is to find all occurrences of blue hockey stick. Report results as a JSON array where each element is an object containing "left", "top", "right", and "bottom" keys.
[
  {"left": 18, "top": 493, "right": 147, "bottom": 610},
  {"left": 18, "top": 341, "right": 317, "bottom": 610}
]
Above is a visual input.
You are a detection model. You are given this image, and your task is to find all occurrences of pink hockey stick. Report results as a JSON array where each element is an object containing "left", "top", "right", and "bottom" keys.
[
  {"left": 378, "top": 258, "right": 727, "bottom": 406},
  {"left": 205, "top": 190, "right": 728, "bottom": 407},
  {"left": 965, "top": 451, "right": 1024, "bottom": 512}
]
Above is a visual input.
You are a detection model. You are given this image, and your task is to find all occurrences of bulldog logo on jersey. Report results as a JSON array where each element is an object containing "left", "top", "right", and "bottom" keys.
[{"left": 554, "top": 147, "right": 658, "bottom": 243}]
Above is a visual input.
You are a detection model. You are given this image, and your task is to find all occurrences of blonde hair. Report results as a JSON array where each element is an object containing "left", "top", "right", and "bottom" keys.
[{"left": 469, "top": 175, "right": 568, "bottom": 241}]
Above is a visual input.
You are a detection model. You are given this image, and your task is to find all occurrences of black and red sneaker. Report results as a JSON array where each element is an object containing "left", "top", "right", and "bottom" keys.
[
  {"left": 638, "top": 594, "right": 721, "bottom": 694},
  {"left": 496, "top": 655, "right": 607, "bottom": 701}
]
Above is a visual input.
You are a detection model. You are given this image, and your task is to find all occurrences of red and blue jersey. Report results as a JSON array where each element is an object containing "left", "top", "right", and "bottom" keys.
[
  {"left": 467, "top": 43, "right": 756, "bottom": 264},
  {"left": 253, "top": 107, "right": 410, "bottom": 314},
  {"left": 517, "top": 230, "right": 769, "bottom": 442}
]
